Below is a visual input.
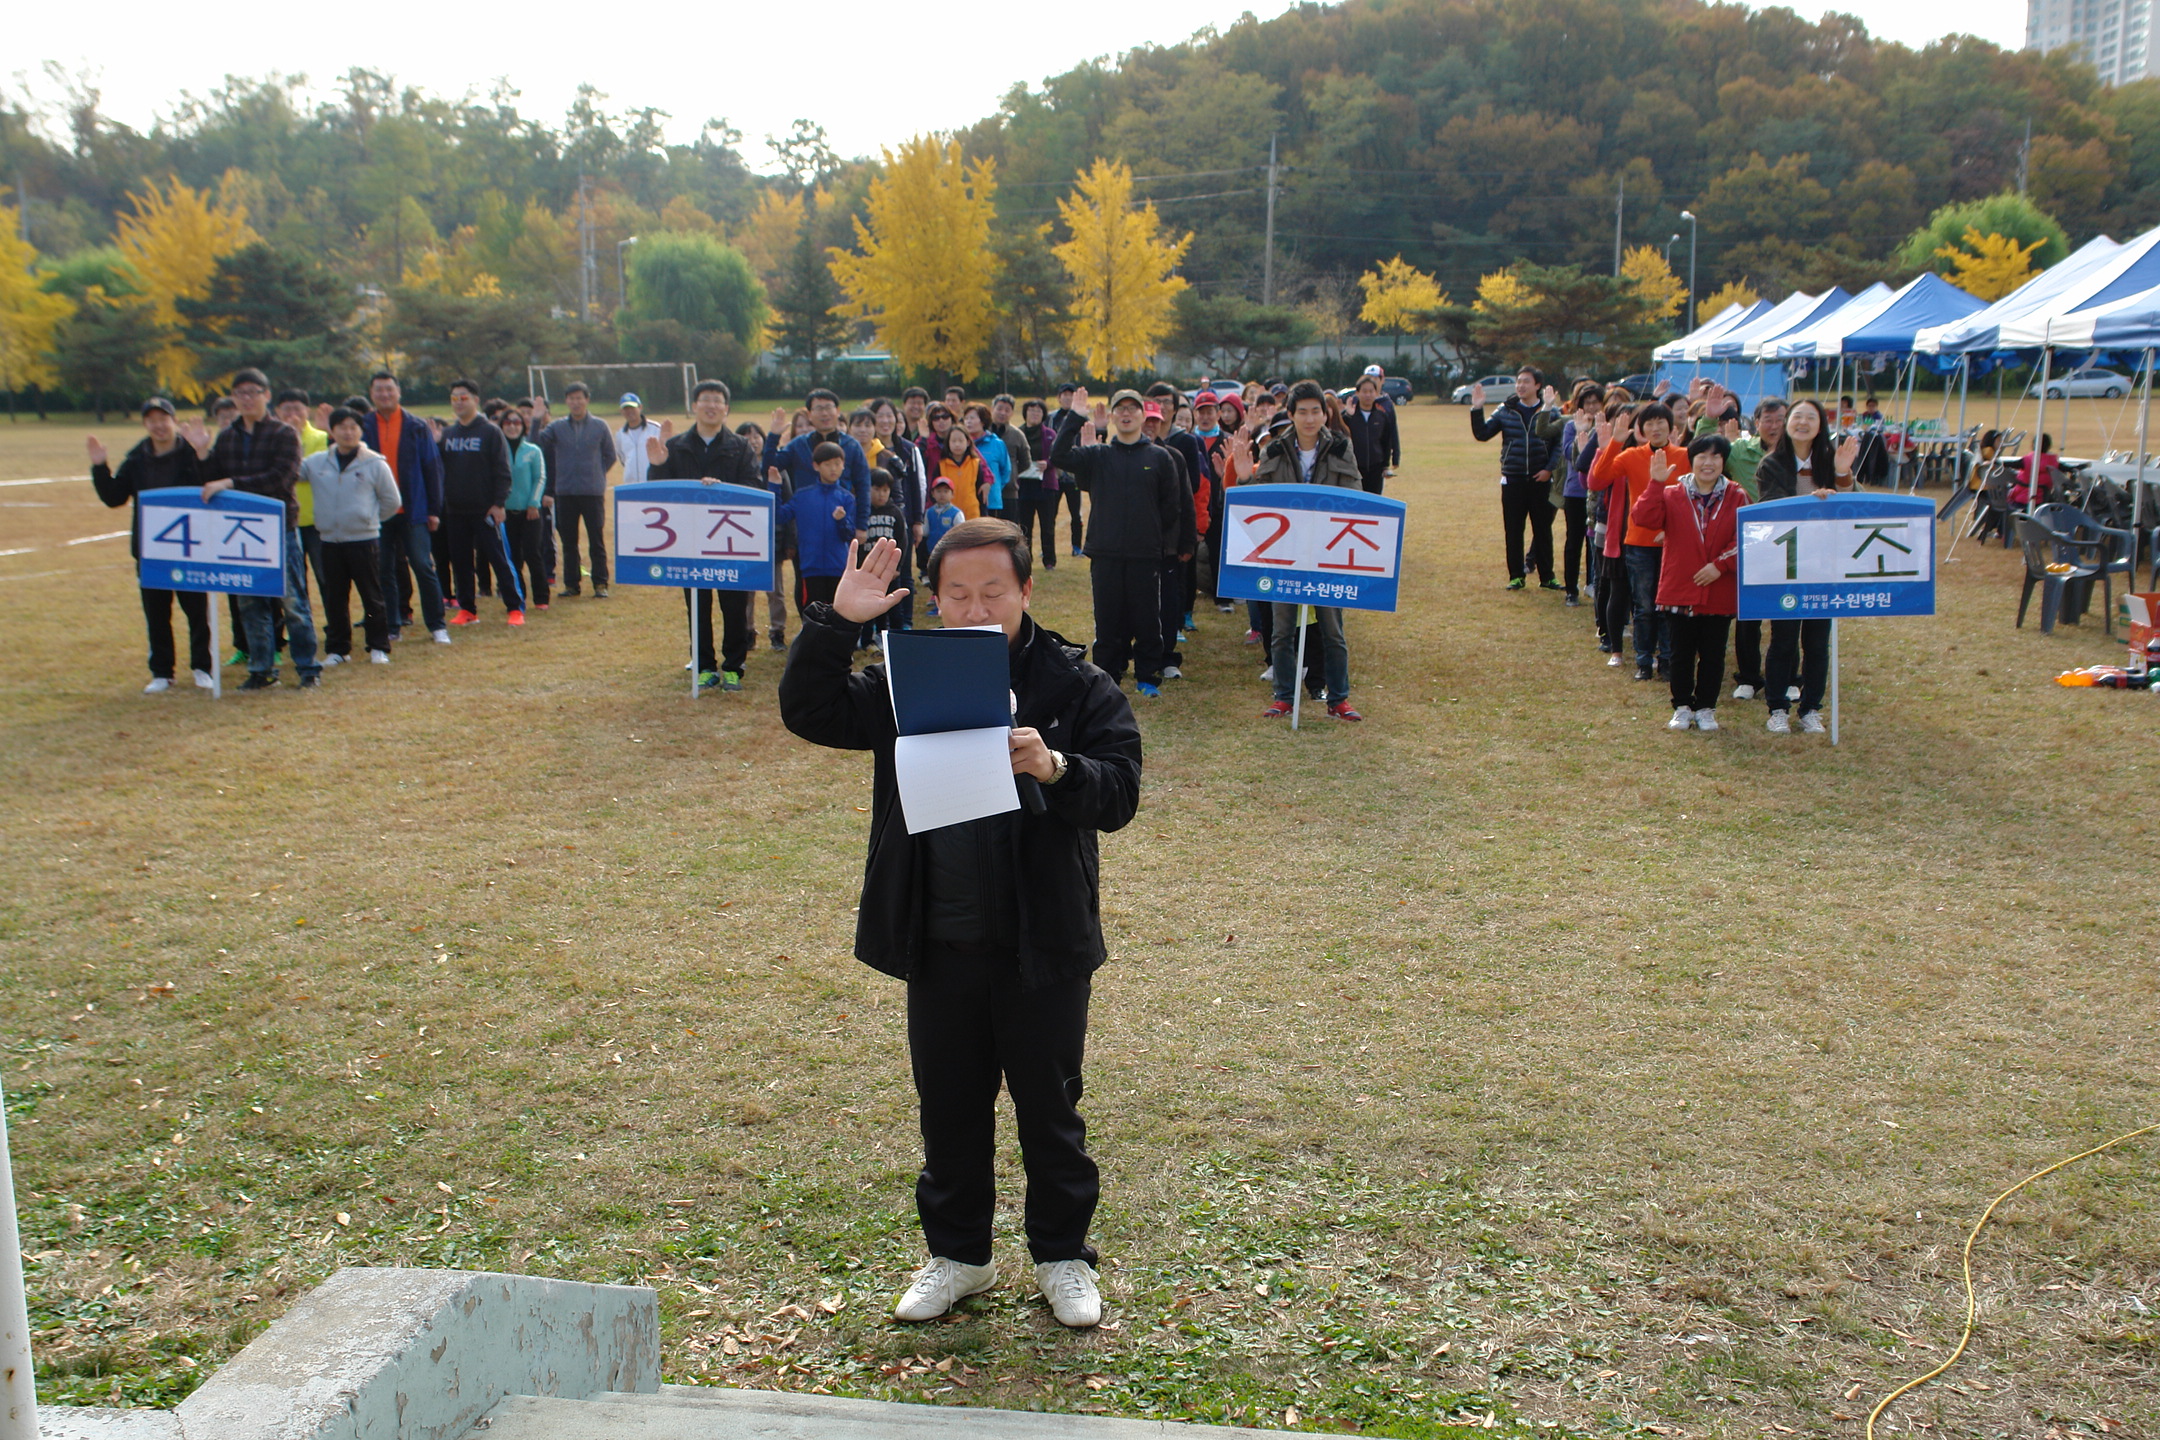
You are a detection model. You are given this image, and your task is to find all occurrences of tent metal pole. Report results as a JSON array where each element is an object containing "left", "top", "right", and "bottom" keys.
[
  {"left": 1895, "top": 354, "right": 1917, "bottom": 491},
  {"left": 1955, "top": 354, "right": 1971, "bottom": 491},
  {"left": 2136, "top": 348, "right": 2154, "bottom": 580},
  {"left": 2030, "top": 346, "right": 2052, "bottom": 517}
]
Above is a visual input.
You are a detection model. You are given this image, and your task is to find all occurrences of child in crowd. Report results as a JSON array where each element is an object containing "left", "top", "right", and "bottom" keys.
[
  {"left": 1630, "top": 433, "right": 1746, "bottom": 733},
  {"left": 922, "top": 478, "right": 963, "bottom": 618},
  {"left": 788, "top": 440, "right": 858, "bottom": 613},
  {"left": 859, "top": 470, "right": 914, "bottom": 639}
]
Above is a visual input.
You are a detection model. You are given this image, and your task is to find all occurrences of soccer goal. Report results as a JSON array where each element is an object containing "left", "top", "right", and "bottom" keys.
[{"left": 526, "top": 362, "right": 699, "bottom": 419}]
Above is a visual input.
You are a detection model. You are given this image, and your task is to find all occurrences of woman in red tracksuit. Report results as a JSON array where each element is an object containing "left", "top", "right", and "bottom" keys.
[{"left": 1630, "top": 433, "right": 1747, "bottom": 733}]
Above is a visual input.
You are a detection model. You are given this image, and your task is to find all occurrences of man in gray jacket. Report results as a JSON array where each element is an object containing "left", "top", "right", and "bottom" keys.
[
  {"left": 540, "top": 382, "right": 618, "bottom": 596},
  {"left": 303, "top": 408, "right": 403, "bottom": 663}
]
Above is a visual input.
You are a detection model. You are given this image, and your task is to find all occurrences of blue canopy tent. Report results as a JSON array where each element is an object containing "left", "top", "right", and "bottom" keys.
[{"left": 1651, "top": 301, "right": 1778, "bottom": 406}]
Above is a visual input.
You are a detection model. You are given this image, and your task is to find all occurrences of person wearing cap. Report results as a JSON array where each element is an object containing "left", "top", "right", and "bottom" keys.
[
  {"left": 187, "top": 367, "right": 324, "bottom": 691},
  {"left": 616, "top": 393, "right": 663, "bottom": 486},
  {"left": 1048, "top": 387, "right": 1184, "bottom": 698},
  {"left": 1343, "top": 372, "right": 1400, "bottom": 496},
  {"left": 90, "top": 398, "right": 216, "bottom": 694},
  {"left": 1139, "top": 392, "right": 1202, "bottom": 680}
]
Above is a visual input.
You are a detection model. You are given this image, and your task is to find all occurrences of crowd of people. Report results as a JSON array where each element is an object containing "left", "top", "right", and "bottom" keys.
[
  {"left": 1468, "top": 367, "right": 1860, "bottom": 735},
  {"left": 87, "top": 364, "right": 1409, "bottom": 719}
]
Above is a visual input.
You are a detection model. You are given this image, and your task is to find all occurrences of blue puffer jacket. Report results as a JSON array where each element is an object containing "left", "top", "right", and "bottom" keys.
[
  {"left": 1469, "top": 396, "right": 1552, "bottom": 479},
  {"left": 788, "top": 478, "right": 858, "bottom": 578}
]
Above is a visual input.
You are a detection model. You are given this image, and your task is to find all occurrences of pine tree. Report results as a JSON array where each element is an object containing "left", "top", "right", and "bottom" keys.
[
  {"left": 178, "top": 242, "right": 359, "bottom": 395},
  {"left": 768, "top": 197, "right": 848, "bottom": 389},
  {"left": 1052, "top": 160, "right": 1191, "bottom": 379}
]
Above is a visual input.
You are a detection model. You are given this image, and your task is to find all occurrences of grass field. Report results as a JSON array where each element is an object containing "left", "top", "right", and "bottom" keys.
[{"left": 0, "top": 399, "right": 2153, "bottom": 1439}]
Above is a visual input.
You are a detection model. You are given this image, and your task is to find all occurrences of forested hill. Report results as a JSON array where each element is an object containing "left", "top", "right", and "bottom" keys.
[{"left": 956, "top": 0, "right": 2160, "bottom": 300}]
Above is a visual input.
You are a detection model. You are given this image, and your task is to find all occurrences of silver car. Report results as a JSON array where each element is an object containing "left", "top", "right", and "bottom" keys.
[
  {"left": 2029, "top": 368, "right": 2130, "bottom": 399},
  {"left": 1452, "top": 374, "right": 1517, "bottom": 405}
]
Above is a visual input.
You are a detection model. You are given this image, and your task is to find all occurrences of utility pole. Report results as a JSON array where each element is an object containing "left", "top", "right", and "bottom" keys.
[
  {"left": 577, "top": 174, "right": 595, "bottom": 321},
  {"left": 1262, "top": 133, "right": 1279, "bottom": 307},
  {"left": 2017, "top": 118, "right": 2032, "bottom": 195},
  {"left": 1680, "top": 209, "right": 1698, "bottom": 332},
  {"left": 1613, "top": 172, "right": 1625, "bottom": 276}
]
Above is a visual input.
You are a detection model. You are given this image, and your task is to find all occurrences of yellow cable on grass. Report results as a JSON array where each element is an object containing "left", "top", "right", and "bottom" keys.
[{"left": 1866, "top": 1122, "right": 2159, "bottom": 1439}]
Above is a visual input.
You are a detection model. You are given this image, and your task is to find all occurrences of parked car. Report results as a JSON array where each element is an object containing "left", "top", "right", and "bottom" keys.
[
  {"left": 1608, "top": 373, "right": 1655, "bottom": 397},
  {"left": 2029, "top": 367, "right": 2130, "bottom": 399},
  {"left": 1337, "top": 377, "right": 1416, "bottom": 406},
  {"left": 1452, "top": 374, "right": 1517, "bottom": 405}
]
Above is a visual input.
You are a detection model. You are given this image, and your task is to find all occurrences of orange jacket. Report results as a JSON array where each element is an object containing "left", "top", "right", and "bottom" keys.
[{"left": 1588, "top": 442, "right": 1689, "bottom": 549}]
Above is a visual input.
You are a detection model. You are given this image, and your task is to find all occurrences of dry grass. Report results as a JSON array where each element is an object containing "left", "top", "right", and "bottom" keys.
[{"left": 0, "top": 399, "right": 2154, "bottom": 1438}]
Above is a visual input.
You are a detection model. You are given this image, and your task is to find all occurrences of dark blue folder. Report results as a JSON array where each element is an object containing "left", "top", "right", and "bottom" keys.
[{"left": 882, "top": 628, "right": 1009, "bottom": 735}]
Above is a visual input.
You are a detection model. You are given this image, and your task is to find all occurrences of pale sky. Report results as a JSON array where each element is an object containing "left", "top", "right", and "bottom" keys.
[{"left": 10, "top": 1, "right": 2028, "bottom": 167}]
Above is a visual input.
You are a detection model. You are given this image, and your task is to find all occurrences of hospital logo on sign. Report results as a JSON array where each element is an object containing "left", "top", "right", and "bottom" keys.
[
  {"left": 1780, "top": 593, "right": 1797, "bottom": 611},
  {"left": 1257, "top": 576, "right": 1273, "bottom": 592}
]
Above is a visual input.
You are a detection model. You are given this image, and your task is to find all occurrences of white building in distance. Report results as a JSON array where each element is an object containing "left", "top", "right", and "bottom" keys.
[{"left": 2027, "top": 0, "right": 2154, "bottom": 84}]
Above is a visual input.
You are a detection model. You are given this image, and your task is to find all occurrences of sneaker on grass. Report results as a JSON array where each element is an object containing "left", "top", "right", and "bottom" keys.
[
  {"left": 143, "top": 677, "right": 171, "bottom": 694},
  {"left": 1607, "top": 653, "right": 1623, "bottom": 667},
  {"left": 299, "top": 674, "right": 321, "bottom": 689},
  {"left": 1540, "top": 578, "right": 1564, "bottom": 591},
  {"left": 1135, "top": 681, "right": 1162, "bottom": 699},
  {"left": 1161, "top": 665, "right": 1182, "bottom": 679},
  {"left": 1667, "top": 706, "right": 1694, "bottom": 730},
  {"left": 1766, "top": 710, "right": 1791, "bottom": 735},
  {"left": 432, "top": 629, "right": 452, "bottom": 645},
  {"left": 1732, "top": 683, "right": 1756, "bottom": 701},
  {"left": 1799, "top": 711, "right": 1826, "bottom": 734},
  {"left": 192, "top": 669, "right": 215, "bottom": 689},
  {"left": 1695, "top": 709, "right": 1720, "bottom": 731},
  {"left": 1035, "top": 1260, "right": 1102, "bottom": 1329},
  {"left": 448, "top": 609, "right": 479, "bottom": 626},
  {"left": 369, "top": 650, "right": 390, "bottom": 664},
  {"left": 322, "top": 653, "right": 347, "bottom": 667},
  {"left": 240, "top": 673, "right": 278, "bottom": 692},
  {"left": 696, "top": 671, "right": 721, "bottom": 690},
  {"left": 1262, "top": 699, "right": 1292, "bottom": 718},
  {"left": 1327, "top": 700, "right": 1364, "bottom": 722},
  {"left": 721, "top": 671, "right": 743, "bottom": 692},
  {"left": 507, "top": 610, "right": 525, "bottom": 627},
  {"left": 1505, "top": 577, "right": 1526, "bottom": 591},
  {"left": 894, "top": 1258, "right": 997, "bottom": 1322}
]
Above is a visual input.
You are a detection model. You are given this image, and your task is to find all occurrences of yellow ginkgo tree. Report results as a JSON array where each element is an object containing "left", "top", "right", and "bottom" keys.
[
  {"left": 0, "top": 209, "right": 76, "bottom": 405},
  {"left": 1357, "top": 256, "right": 1448, "bottom": 347},
  {"left": 829, "top": 137, "right": 1000, "bottom": 378},
  {"left": 1052, "top": 159, "right": 1191, "bottom": 378},
  {"left": 114, "top": 177, "right": 256, "bottom": 399},
  {"left": 1935, "top": 227, "right": 2045, "bottom": 302},
  {"left": 1618, "top": 245, "right": 1686, "bottom": 322}
]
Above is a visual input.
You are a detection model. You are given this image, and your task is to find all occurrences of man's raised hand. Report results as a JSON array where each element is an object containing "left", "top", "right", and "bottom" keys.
[
  {"left": 768, "top": 406, "right": 788, "bottom": 435},
  {"left": 1069, "top": 386, "right": 1090, "bottom": 413},
  {"left": 85, "top": 435, "right": 107, "bottom": 468},
  {"left": 646, "top": 434, "right": 668, "bottom": 465},
  {"left": 832, "top": 537, "right": 907, "bottom": 623},
  {"left": 1469, "top": 381, "right": 1486, "bottom": 408}
]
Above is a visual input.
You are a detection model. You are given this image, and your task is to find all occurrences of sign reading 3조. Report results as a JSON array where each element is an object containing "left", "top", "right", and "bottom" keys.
[{"left": 612, "top": 481, "right": 776, "bottom": 592}]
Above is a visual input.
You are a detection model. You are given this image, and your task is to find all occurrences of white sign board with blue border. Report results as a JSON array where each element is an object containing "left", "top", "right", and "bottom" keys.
[
  {"left": 1213, "top": 484, "right": 1406, "bottom": 613},
  {"left": 135, "top": 486, "right": 286, "bottom": 597},
  {"left": 612, "top": 481, "right": 775, "bottom": 592},
  {"left": 1736, "top": 493, "right": 1936, "bottom": 621}
]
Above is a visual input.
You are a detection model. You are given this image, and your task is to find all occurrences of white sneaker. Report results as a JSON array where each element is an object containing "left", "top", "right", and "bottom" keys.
[
  {"left": 431, "top": 628, "right": 452, "bottom": 645},
  {"left": 893, "top": 1258, "right": 997, "bottom": 1322},
  {"left": 1799, "top": 711, "right": 1826, "bottom": 734},
  {"left": 369, "top": 649, "right": 391, "bottom": 665},
  {"left": 322, "top": 653, "right": 347, "bottom": 667},
  {"left": 1607, "top": 653, "right": 1623, "bottom": 666},
  {"left": 1731, "top": 683, "right": 1756, "bottom": 701},
  {"left": 1259, "top": 665, "right": 1274, "bottom": 681},
  {"left": 1766, "top": 710, "right": 1791, "bottom": 735},
  {"left": 1035, "top": 1260, "right": 1103, "bottom": 1328},
  {"left": 1694, "top": 708, "right": 1719, "bottom": 731},
  {"left": 1161, "top": 665, "right": 1182, "bottom": 679},
  {"left": 192, "top": 669, "right": 215, "bottom": 690},
  {"left": 1667, "top": 706, "right": 1694, "bottom": 731},
  {"left": 143, "top": 677, "right": 171, "bottom": 694}
]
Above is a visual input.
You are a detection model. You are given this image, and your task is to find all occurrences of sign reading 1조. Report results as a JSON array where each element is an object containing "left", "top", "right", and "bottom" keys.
[
  {"left": 1736, "top": 493, "right": 1936, "bottom": 621},
  {"left": 134, "top": 486, "right": 287, "bottom": 596},
  {"left": 1213, "top": 483, "right": 1406, "bottom": 613},
  {"left": 612, "top": 481, "right": 776, "bottom": 592}
]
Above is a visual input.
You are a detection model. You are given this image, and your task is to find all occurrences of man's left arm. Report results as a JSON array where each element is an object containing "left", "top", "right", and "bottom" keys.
[
  {"left": 488, "top": 428, "right": 513, "bottom": 509},
  {"left": 1044, "top": 673, "right": 1143, "bottom": 834}
]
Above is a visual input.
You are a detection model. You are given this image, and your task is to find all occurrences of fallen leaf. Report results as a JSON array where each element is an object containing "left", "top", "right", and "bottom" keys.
[
  {"left": 818, "top": 1294, "right": 844, "bottom": 1314},
  {"left": 334, "top": 1213, "right": 350, "bottom": 1227},
  {"left": 1284, "top": 1408, "right": 1300, "bottom": 1426}
]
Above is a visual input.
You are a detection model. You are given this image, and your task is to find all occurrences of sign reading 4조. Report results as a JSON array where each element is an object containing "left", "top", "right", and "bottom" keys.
[
  {"left": 1213, "top": 483, "right": 1406, "bottom": 613},
  {"left": 612, "top": 481, "right": 776, "bottom": 592},
  {"left": 134, "top": 486, "right": 288, "bottom": 596},
  {"left": 1736, "top": 493, "right": 1936, "bottom": 621}
]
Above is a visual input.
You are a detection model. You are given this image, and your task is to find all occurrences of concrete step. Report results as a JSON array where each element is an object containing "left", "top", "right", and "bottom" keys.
[{"left": 468, "top": 1387, "right": 1288, "bottom": 1438}]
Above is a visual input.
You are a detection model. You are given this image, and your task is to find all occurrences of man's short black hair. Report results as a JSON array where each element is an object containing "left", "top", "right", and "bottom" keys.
[
  {"left": 327, "top": 406, "right": 366, "bottom": 432},
  {"left": 342, "top": 394, "right": 369, "bottom": 413},
  {"left": 1287, "top": 379, "right": 1330, "bottom": 412},
  {"left": 370, "top": 370, "right": 398, "bottom": 387},
  {"left": 272, "top": 387, "right": 308, "bottom": 408},
  {"left": 1144, "top": 381, "right": 1179, "bottom": 399},
  {"left": 812, "top": 440, "right": 845, "bottom": 465},
  {"left": 231, "top": 367, "right": 270, "bottom": 391},
  {"left": 902, "top": 386, "right": 930, "bottom": 402},
  {"left": 563, "top": 381, "right": 590, "bottom": 398},
  {"left": 1687, "top": 433, "right": 1731, "bottom": 462},
  {"left": 1516, "top": 365, "right": 1544, "bottom": 388},
  {"left": 926, "top": 517, "right": 1031, "bottom": 592},
  {"left": 692, "top": 378, "right": 731, "bottom": 402},
  {"left": 448, "top": 377, "right": 480, "bottom": 396},
  {"left": 806, "top": 387, "right": 841, "bottom": 409},
  {"left": 993, "top": 393, "right": 1016, "bottom": 408},
  {"left": 1754, "top": 397, "right": 1789, "bottom": 419},
  {"left": 208, "top": 395, "right": 238, "bottom": 415}
]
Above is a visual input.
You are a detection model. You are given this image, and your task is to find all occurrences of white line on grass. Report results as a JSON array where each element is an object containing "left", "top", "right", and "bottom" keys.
[
  {"left": 65, "top": 531, "right": 129, "bottom": 546},
  {"left": 0, "top": 478, "right": 68, "bottom": 487}
]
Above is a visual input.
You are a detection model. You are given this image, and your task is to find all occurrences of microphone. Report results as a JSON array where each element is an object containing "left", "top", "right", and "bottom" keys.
[{"left": 1012, "top": 690, "right": 1047, "bottom": 814}]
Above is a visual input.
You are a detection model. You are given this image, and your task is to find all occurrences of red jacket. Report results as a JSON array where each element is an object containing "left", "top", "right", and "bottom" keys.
[{"left": 1630, "top": 478, "right": 1746, "bottom": 615}]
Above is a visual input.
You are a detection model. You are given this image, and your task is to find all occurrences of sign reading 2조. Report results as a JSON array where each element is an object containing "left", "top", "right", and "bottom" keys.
[
  {"left": 1213, "top": 483, "right": 1406, "bottom": 613},
  {"left": 1736, "top": 493, "right": 1936, "bottom": 620},
  {"left": 134, "top": 486, "right": 288, "bottom": 596},
  {"left": 612, "top": 481, "right": 776, "bottom": 592}
]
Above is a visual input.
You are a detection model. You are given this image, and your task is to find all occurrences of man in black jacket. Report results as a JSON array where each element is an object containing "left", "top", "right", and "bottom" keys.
[
  {"left": 437, "top": 380, "right": 520, "bottom": 624},
  {"left": 1048, "top": 388, "right": 1183, "bottom": 697},
  {"left": 779, "top": 518, "right": 1142, "bottom": 1332},
  {"left": 90, "top": 397, "right": 212, "bottom": 692},
  {"left": 1469, "top": 366, "right": 1560, "bottom": 591},
  {"left": 191, "top": 367, "right": 322, "bottom": 690},
  {"left": 1343, "top": 373, "right": 1400, "bottom": 494},
  {"left": 646, "top": 379, "right": 761, "bottom": 690}
]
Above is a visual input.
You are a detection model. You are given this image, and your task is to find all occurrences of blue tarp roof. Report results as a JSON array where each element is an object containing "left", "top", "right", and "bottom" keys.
[{"left": 1835, "top": 273, "right": 1987, "bottom": 354}]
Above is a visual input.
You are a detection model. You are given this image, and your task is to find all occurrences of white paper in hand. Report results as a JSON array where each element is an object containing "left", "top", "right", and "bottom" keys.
[{"left": 892, "top": 727, "right": 1020, "bottom": 833}]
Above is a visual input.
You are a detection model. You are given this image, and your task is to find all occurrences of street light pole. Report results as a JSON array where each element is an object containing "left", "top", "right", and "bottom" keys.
[
  {"left": 1663, "top": 233, "right": 1680, "bottom": 268},
  {"left": 1679, "top": 210, "right": 1698, "bottom": 332},
  {"left": 617, "top": 236, "right": 640, "bottom": 311}
]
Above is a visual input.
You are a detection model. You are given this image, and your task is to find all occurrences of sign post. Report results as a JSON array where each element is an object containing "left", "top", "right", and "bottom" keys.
[
  {"left": 1211, "top": 484, "right": 1406, "bottom": 730},
  {"left": 1736, "top": 493, "right": 1936, "bottom": 744},
  {"left": 135, "top": 487, "right": 289, "bottom": 699},
  {"left": 612, "top": 481, "right": 776, "bottom": 698}
]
